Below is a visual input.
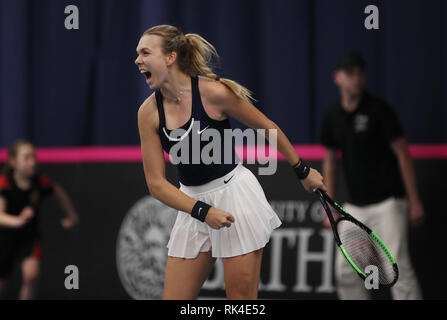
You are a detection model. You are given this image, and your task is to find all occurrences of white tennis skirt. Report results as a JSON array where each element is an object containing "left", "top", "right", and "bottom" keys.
[{"left": 167, "top": 163, "right": 282, "bottom": 259}]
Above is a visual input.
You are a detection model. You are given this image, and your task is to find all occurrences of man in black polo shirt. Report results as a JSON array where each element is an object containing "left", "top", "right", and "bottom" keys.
[{"left": 320, "top": 52, "right": 423, "bottom": 300}]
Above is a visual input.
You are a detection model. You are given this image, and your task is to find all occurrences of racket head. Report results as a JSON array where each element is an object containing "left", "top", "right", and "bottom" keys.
[{"left": 336, "top": 217, "right": 399, "bottom": 288}]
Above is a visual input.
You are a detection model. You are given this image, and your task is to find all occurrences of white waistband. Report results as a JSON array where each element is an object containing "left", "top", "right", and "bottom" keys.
[{"left": 180, "top": 162, "right": 244, "bottom": 196}]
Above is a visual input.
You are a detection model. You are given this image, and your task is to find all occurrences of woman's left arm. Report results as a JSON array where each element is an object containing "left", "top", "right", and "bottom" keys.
[
  {"left": 202, "top": 81, "right": 326, "bottom": 192},
  {"left": 53, "top": 183, "right": 80, "bottom": 229}
]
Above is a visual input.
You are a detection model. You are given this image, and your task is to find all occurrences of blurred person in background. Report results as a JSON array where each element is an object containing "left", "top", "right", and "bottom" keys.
[
  {"left": 320, "top": 52, "right": 423, "bottom": 300},
  {"left": 0, "top": 140, "right": 80, "bottom": 299}
]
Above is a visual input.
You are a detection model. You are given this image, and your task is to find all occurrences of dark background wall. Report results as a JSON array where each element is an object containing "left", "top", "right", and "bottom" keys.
[{"left": 0, "top": 0, "right": 446, "bottom": 147}]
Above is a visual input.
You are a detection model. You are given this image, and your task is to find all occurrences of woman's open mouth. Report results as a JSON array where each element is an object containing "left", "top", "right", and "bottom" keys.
[{"left": 140, "top": 70, "right": 152, "bottom": 81}]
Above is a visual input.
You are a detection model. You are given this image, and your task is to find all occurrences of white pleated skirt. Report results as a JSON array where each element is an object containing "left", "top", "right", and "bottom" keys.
[{"left": 167, "top": 163, "right": 282, "bottom": 258}]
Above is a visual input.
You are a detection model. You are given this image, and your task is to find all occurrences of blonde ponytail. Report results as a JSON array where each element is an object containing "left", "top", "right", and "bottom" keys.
[{"left": 142, "top": 25, "right": 254, "bottom": 102}]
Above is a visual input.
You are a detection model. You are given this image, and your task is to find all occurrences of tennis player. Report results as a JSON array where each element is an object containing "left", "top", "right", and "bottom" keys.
[
  {"left": 136, "top": 24, "right": 325, "bottom": 300},
  {"left": 0, "top": 140, "right": 79, "bottom": 299}
]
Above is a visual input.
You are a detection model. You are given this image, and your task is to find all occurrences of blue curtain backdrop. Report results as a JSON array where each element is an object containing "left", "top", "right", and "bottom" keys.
[{"left": 0, "top": 0, "right": 446, "bottom": 147}]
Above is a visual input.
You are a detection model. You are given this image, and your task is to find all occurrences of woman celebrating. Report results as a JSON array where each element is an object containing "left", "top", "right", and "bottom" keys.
[
  {"left": 0, "top": 140, "right": 79, "bottom": 299},
  {"left": 136, "top": 25, "right": 325, "bottom": 300}
]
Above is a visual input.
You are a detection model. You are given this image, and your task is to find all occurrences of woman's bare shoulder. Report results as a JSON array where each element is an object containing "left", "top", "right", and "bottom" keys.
[{"left": 138, "top": 93, "right": 159, "bottom": 131}]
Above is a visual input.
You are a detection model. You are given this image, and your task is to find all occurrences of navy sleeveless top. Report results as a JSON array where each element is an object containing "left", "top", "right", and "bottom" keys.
[{"left": 155, "top": 76, "right": 239, "bottom": 186}]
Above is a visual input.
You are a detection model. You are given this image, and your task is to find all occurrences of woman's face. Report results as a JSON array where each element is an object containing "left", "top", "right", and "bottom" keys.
[
  {"left": 11, "top": 144, "right": 36, "bottom": 177},
  {"left": 135, "top": 35, "right": 174, "bottom": 90}
]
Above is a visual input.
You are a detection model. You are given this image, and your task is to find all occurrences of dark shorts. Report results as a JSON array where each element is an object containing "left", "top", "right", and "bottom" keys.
[{"left": 0, "top": 234, "right": 41, "bottom": 279}]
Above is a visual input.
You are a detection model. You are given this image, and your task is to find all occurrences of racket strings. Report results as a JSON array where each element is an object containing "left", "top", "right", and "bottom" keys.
[{"left": 337, "top": 221, "right": 395, "bottom": 285}]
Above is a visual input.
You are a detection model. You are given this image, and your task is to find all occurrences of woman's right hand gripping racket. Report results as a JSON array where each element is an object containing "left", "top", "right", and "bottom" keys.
[{"left": 315, "top": 189, "right": 399, "bottom": 288}]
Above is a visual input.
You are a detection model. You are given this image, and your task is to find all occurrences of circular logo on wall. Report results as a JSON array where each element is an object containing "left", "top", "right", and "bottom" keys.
[{"left": 116, "top": 196, "right": 177, "bottom": 300}]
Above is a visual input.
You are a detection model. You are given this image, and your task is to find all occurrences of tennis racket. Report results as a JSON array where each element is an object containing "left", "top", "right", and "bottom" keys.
[{"left": 315, "top": 188, "right": 398, "bottom": 288}]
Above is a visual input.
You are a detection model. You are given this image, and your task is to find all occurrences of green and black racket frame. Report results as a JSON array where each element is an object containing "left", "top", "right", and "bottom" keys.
[{"left": 315, "top": 188, "right": 399, "bottom": 288}]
